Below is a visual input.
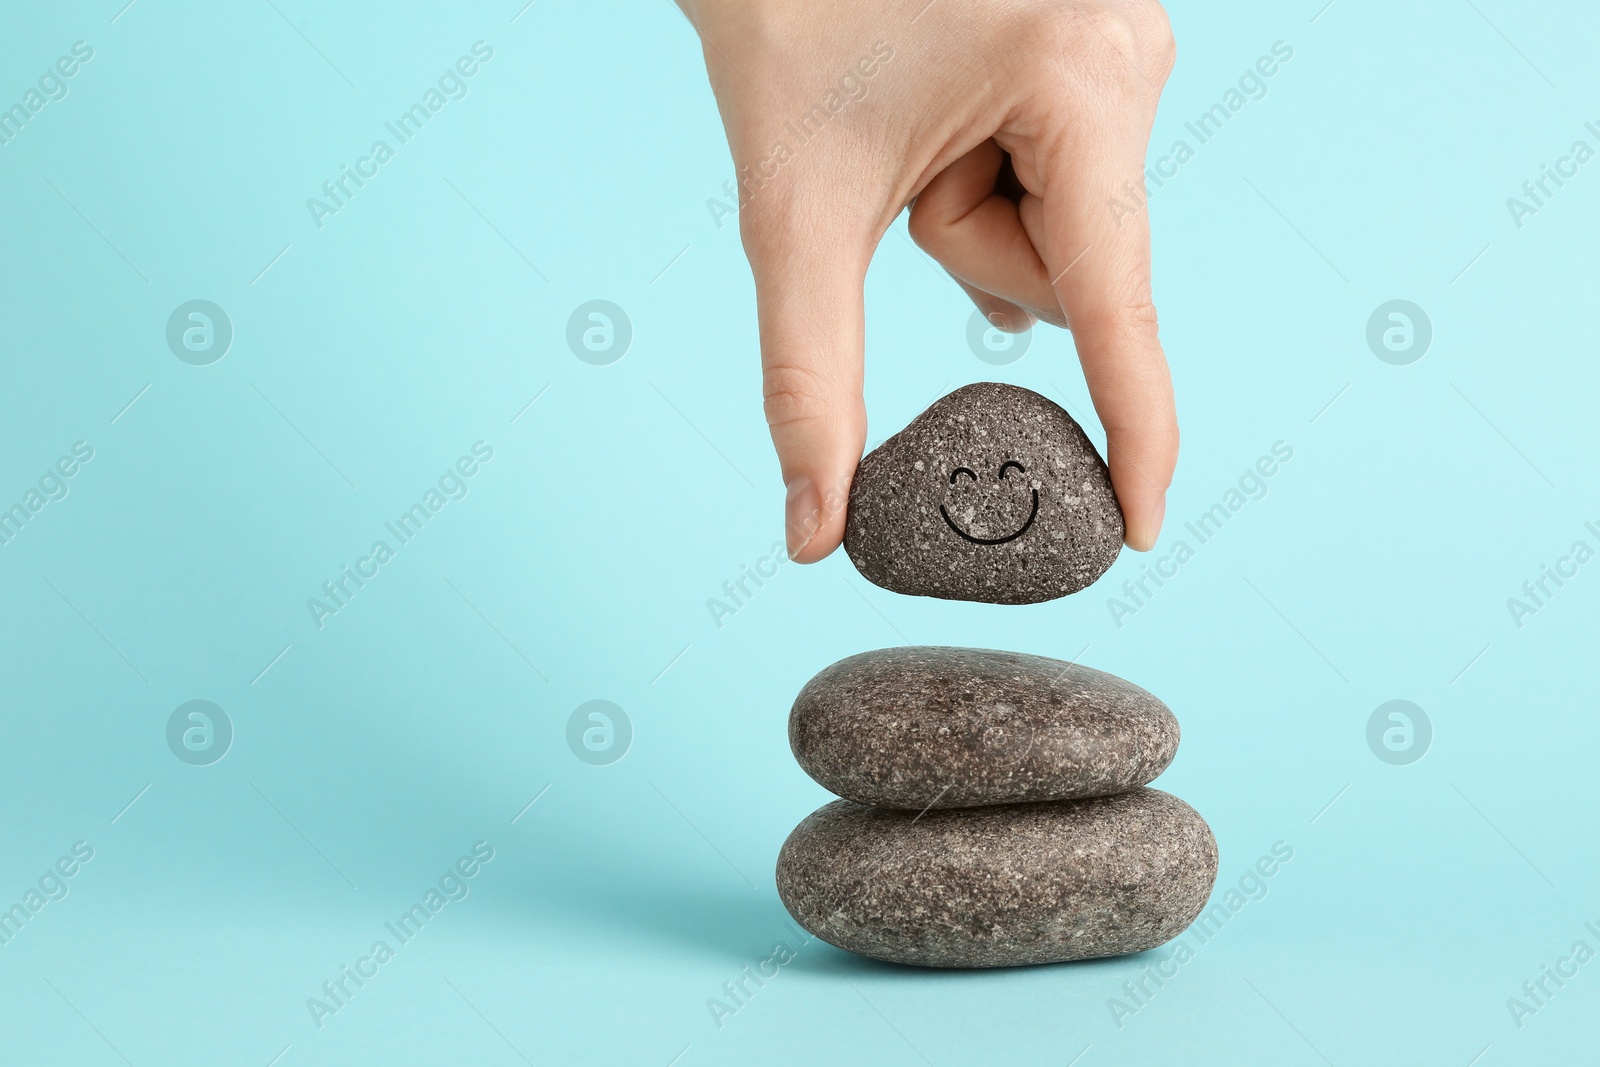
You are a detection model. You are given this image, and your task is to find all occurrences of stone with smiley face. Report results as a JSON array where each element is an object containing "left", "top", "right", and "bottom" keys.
[{"left": 845, "top": 382, "right": 1123, "bottom": 604}]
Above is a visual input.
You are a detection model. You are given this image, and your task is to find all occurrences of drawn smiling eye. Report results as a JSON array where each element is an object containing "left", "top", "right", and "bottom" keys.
[
  {"left": 950, "top": 467, "right": 977, "bottom": 484},
  {"left": 999, "top": 460, "right": 1026, "bottom": 480}
]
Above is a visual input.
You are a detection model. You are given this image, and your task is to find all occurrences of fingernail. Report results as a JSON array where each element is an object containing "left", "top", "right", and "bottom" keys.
[
  {"left": 785, "top": 477, "right": 820, "bottom": 560},
  {"left": 1130, "top": 497, "right": 1166, "bottom": 552}
]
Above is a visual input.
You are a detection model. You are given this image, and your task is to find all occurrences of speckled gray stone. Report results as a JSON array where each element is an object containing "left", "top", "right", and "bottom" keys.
[
  {"left": 790, "top": 646, "right": 1178, "bottom": 809},
  {"left": 844, "top": 382, "right": 1123, "bottom": 604},
  {"left": 776, "top": 788, "right": 1217, "bottom": 968}
]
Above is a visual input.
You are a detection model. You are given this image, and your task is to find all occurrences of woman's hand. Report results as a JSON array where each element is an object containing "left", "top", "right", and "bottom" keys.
[{"left": 680, "top": 0, "right": 1179, "bottom": 560}]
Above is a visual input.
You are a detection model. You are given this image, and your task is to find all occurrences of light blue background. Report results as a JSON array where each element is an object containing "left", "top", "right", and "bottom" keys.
[{"left": 1, "top": 1, "right": 1596, "bottom": 1064}]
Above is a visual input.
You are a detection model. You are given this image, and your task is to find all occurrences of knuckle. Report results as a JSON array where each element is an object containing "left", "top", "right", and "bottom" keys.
[
  {"left": 1122, "top": 296, "right": 1161, "bottom": 331},
  {"left": 1140, "top": 5, "right": 1178, "bottom": 82},
  {"left": 1083, "top": 9, "right": 1140, "bottom": 63},
  {"left": 761, "top": 362, "right": 833, "bottom": 431},
  {"left": 1072, "top": 296, "right": 1161, "bottom": 344},
  {"left": 1031, "top": 2, "right": 1175, "bottom": 94}
]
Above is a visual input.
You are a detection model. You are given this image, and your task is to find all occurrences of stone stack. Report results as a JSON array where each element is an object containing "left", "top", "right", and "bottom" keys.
[{"left": 774, "top": 384, "right": 1218, "bottom": 968}]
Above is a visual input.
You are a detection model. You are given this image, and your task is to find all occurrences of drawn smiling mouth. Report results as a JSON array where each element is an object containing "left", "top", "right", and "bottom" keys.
[{"left": 939, "top": 460, "right": 1040, "bottom": 545}]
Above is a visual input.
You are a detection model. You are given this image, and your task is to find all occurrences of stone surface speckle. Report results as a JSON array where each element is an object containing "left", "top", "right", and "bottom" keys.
[
  {"left": 775, "top": 789, "right": 1217, "bottom": 968},
  {"left": 844, "top": 382, "right": 1123, "bottom": 604},
  {"left": 790, "top": 646, "right": 1178, "bottom": 809}
]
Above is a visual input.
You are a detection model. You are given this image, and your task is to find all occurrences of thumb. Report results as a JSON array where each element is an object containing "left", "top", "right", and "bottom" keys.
[
  {"left": 1037, "top": 128, "right": 1178, "bottom": 552},
  {"left": 744, "top": 226, "right": 869, "bottom": 563}
]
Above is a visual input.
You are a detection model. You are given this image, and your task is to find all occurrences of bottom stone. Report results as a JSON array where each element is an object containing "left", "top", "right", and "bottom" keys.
[{"left": 776, "top": 788, "right": 1217, "bottom": 968}]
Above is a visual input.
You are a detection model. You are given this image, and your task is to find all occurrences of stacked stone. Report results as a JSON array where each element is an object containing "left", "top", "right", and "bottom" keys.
[{"left": 775, "top": 384, "right": 1218, "bottom": 968}]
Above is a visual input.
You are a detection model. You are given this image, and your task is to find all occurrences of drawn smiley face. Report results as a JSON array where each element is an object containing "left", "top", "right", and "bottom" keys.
[{"left": 938, "top": 459, "right": 1039, "bottom": 545}]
